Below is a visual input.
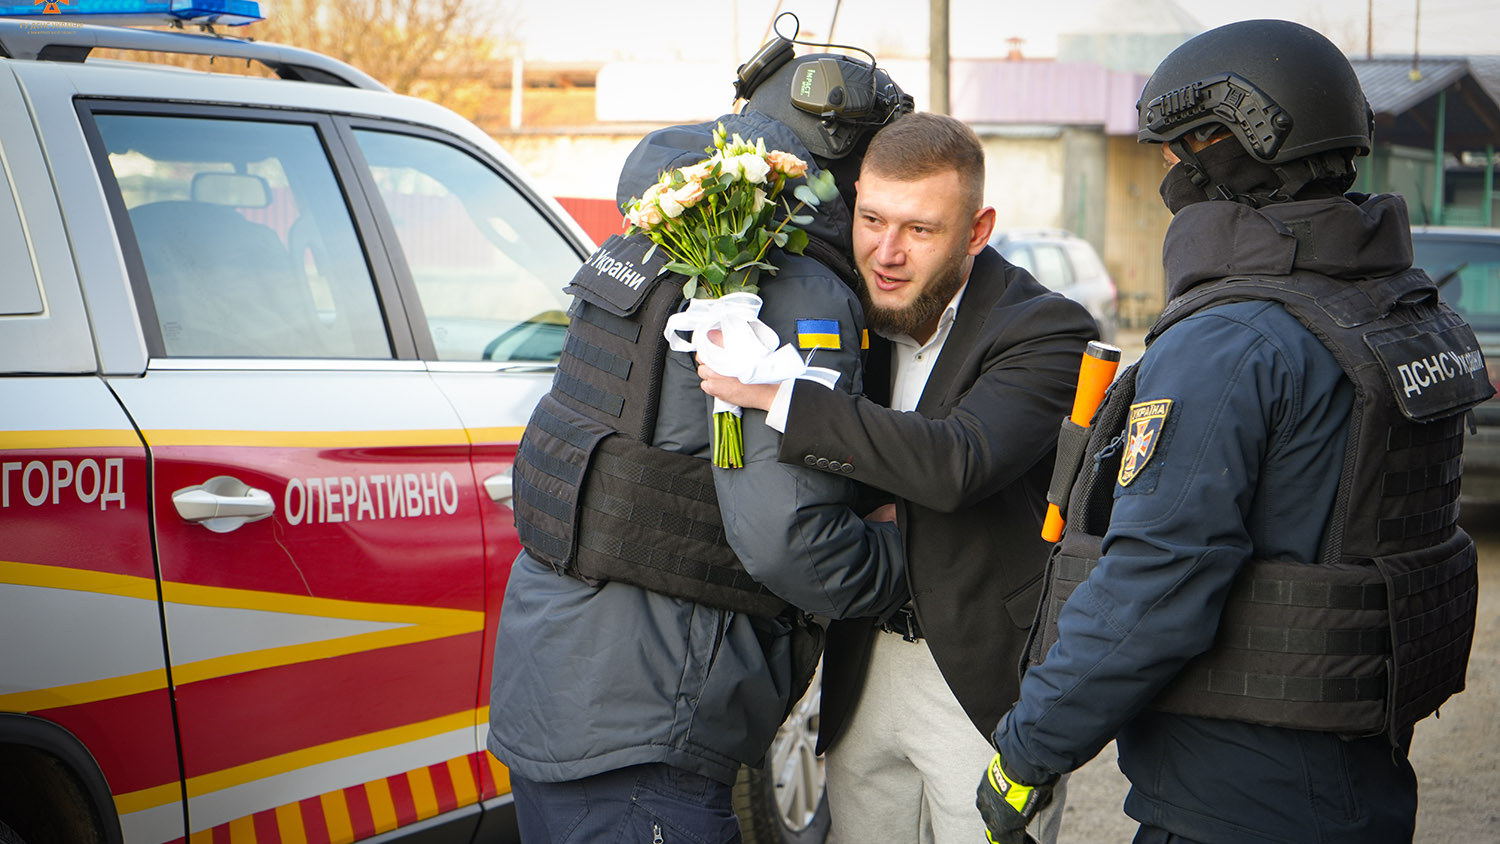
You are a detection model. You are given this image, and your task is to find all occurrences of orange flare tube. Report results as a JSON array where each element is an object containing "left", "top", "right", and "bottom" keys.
[{"left": 1042, "top": 340, "right": 1122, "bottom": 542}]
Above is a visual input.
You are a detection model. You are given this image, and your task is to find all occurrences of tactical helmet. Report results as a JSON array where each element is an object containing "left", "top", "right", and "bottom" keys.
[
  {"left": 1137, "top": 19, "right": 1372, "bottom": 163},
  {"left": 736, "top": 42, "right": 913, "bottom": 161}
]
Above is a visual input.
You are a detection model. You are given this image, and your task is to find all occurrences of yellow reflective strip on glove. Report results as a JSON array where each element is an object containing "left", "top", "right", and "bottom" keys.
[{"left": 988, "top": 753, "right": 1036, "bottom": 814}]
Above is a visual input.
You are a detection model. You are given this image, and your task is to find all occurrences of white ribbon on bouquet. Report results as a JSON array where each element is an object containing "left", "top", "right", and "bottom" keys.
[{"left": 663, "top": 291, "right": 841, "bottom": 418}]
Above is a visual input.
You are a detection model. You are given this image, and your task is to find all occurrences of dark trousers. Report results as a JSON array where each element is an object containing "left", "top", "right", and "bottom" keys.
[
  {"left": 511, "top": 763, "right": 742, "bottom": 844},
  {"left": 1133, "top": 826, "right": 1206, "bottom": 844}
]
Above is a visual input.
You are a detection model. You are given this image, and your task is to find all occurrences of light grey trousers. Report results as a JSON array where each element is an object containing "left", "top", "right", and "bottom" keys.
[{"left": 825, "top": 631, "right": 1067, "bottom": 844}]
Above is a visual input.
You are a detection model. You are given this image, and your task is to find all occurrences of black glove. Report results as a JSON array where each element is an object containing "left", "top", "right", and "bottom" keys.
[{"left": 976, "top": 752, "right": 1054, "bottom": 844}]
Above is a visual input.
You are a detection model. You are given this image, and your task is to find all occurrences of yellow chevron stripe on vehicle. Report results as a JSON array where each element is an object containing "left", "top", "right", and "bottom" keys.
[
  {"left": 2, "top": 429, "right": 143, "bottom": 449},
  {"left": 462, "top": 426, "right": 527, "bottom": 444},
  {"left": 184, "top": 710, "right": 474, "bottom": 798},
  {"left": 140, "top": 428, "right": 470, "bottom": 448},
  {"left": 181, "top": 750, "right": 502, "bottom": 843},
  {"left": 0, "top": 566, "right": 482, "bottom": 712}
]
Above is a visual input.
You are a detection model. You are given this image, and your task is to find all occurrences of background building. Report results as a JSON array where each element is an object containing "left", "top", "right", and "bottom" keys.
[{"left": 491, "top": 2, "right": 1499, "bottom": 325}]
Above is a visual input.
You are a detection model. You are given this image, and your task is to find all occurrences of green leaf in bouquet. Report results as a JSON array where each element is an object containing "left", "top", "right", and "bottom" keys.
[
  {"left": 643, "top": 241, "right": 658, "bottom": 261},
  {"left": 810, "top": 169, "right": 841, "bottom": 203},
  {"left": 735, "top": 260, "right": 778, "bottom": 273},
  {"left": 783, "top": 227, "right": 809, "bottom": 255},
  {"left": 793, "top": 184, "right": 821, "bottom": 206},
  {"left": 664, "top": 260, "right": 700, "bottom": 276},
  {"left": 702, "top": 263, "right": 728, "bottom": 285},
  {"left": 717, "top": 172, "right": 737, "bottom": 191},
  {"left": 771, "top": 230, "right": 789, "bottom": 247},
  {"left": 788, "top": 214, "right": 813, "bottom": 226},
  {"left": 716, "top": 234, "right": 737, "bottom": 257},
  {"left": 683, "top": 277, "right": 698, "bottom": 299},
  {"left": 724, "top": 265, "right": 761, "bottom": 292}
]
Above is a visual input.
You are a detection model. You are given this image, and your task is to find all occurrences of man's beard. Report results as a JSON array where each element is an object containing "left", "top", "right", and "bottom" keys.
[{"left": 858, "top": 245, "right": 969, "bottom": 337}]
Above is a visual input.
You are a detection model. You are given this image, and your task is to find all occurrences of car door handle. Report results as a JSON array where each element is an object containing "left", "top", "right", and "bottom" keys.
[
  {"left": 173, "top": 476, "right": 275, "bottom": 533},
  {"left": 483, "top": 468, "right": 514, "bottom": 504}
]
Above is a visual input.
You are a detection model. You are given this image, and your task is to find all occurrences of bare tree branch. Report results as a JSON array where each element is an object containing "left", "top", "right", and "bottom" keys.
[{"left": 92, "top": 0, "right": 521, "bottom": 122}]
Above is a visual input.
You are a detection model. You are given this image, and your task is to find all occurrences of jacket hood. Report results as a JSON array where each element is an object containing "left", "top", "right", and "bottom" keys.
[
  {"left": 1162, "top": 192, "right": 1415, "bottom": 300},
  {"left": 615, "top": 110, "right": 853, "bottom": 249}
]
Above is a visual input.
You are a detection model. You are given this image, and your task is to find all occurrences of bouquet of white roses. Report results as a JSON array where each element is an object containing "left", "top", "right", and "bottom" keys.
[{"left": 624, "top": 124, "right": 841, "bottom": 468}]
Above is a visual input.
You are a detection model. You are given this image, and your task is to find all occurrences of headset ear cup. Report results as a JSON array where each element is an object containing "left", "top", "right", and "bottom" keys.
[{"left": 735, "top": 38, "right": 795, "bottom": 100}]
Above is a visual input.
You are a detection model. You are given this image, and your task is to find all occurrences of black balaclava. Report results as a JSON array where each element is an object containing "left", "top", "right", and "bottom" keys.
[{"left": 1160, "top": 135, "right": 1356, "bottom": 214}]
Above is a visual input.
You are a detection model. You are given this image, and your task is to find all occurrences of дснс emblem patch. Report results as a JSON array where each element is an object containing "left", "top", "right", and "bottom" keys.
[{"left": 1118, "top": 398, "right": 1172, "bottom": 487}]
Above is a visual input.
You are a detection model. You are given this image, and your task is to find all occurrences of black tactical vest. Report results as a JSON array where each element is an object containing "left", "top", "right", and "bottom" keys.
[
  {"left": 511, "top": 234, "right": 793, "bottom": 617},
  {"left": 1030, "top": 268, "right": 1494, "bottom": 739}
]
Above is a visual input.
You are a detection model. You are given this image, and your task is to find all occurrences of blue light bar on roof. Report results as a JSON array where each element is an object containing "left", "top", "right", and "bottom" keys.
[{"left": 0, "top": 0, "right": 263, "bottom": 26}]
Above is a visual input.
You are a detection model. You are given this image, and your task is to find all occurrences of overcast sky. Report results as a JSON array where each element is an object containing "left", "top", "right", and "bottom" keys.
[{"left": 502, "top": 0, "right": 1493, "bottom": 63}]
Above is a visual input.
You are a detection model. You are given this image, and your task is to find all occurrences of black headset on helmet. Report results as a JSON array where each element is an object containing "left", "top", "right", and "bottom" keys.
[{"left": 733, "top": 13, "right": 913, "bottom": 162}]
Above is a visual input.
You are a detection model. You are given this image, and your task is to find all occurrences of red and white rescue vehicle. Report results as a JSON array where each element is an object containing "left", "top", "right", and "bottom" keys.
[{"left": 0, "top": 3, "right": 585, "bottom": 841}]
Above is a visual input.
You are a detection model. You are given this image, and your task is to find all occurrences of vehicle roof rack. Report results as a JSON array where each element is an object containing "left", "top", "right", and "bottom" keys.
[{"left": 0, "top": 20, "right": 388, "bottom": 91}]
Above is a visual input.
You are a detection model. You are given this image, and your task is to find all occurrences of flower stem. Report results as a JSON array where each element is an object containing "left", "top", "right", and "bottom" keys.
[{"left": 713, "top": 412, "right": 743, "bottom": 469}]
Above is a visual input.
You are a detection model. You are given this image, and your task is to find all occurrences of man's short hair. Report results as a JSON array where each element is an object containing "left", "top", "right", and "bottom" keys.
[{"left": 861, "top": 112, "right": 985, "bottom": 212}]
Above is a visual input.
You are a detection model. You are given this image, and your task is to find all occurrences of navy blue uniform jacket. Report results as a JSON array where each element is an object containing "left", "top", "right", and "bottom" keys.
[{"left": 994, "top": 194, "right": 1423, "bottom": 843}]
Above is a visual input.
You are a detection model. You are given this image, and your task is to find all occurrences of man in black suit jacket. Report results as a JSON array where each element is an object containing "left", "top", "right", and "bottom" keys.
[{"left": 702, "top": 113, "right": 1096, "bottom": 843}]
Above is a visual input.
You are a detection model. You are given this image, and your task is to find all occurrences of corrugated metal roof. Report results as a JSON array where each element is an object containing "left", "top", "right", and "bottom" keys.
[
  {"left": 1352, "top": 57, "right": 1500, "bottom": 151},
  {"left": 1467, "top": 55, "right": 1500, "bottom": 102},
  {"left": 1354, "top": 58, "right": 1471, "bottom": 116}
]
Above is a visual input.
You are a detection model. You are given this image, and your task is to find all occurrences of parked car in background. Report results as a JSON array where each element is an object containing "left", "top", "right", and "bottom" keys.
[
  {"left": 1411, "top": 226, "right": 1500, "bottom": 501},
  {"left": 990, "top": 228, "right": 1118, "bottom": 342}
]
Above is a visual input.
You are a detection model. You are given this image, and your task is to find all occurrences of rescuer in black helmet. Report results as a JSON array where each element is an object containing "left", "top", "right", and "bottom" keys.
[
  {"left": 488, "top": 29, "right": 917, "bottom": 844},
  {"left": 738, "top": 43, "right": 913, "bottom": 213},
  {"left": 1137, "top": 17, "right": 1374, "bottom": 208},
  {"left": 977, "top": 19, "right": 1492, "bottom": 844}
]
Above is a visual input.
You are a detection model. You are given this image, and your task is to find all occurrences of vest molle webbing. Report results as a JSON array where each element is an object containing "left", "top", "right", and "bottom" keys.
[
  {"left": 512, "top": 233, "right": 789, "bottom": 617},
  {"left": 1029, "top": 269, "right": 1491, "bottom": 739}
]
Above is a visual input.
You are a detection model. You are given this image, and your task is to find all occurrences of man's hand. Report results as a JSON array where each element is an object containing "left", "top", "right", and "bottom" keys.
[
  {"left": 976, "top": 752, "right": 1053, "bottom": 844},
  {"left": 697, "top": 363, "right": 779, "bottom": 411}
]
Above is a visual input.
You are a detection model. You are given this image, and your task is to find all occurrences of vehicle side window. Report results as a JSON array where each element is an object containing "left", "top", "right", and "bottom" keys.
[
  {"left": 1029, "top": 244, "right": 1074, "bottom": 291},
  {"left": 1066, "top": 241, "right": 1107, "bottom": 279},
  {"left": 0, "top": 158, "right": 41, "bottom": 316},
  {"left": 1414, "top": 239, "right": 1500, "bottom": 332},
  {"left": 352, "top": 129, "right": 576, "bottom": 363},
  {"left": 95, "top": 114, "right": 391, "bottom": 359},
  {"left": 999, "top": 244, "right": 1034, "bottom": 274}
]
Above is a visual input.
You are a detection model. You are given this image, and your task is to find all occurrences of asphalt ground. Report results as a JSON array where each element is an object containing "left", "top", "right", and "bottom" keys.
[
  {"left": 1052, "top": 327, "right": 1500, "bottom": 841},
  {"left": 1054, "top": 503, "right": 1500, "bottom": 842}
]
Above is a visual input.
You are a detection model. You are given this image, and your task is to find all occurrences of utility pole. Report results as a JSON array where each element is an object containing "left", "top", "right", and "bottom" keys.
[
  {"left": 1366, "top": 0, "right": 1373, "bottom": 59},
  {"left": 510, "top": 53, "right": 523, "bottom": 130},
  {"left": 1411, "top": 0, "right": 1422, "bottom": 79},
  {"left": 930, "top": 0, "right": 949, "bottom": 114}
]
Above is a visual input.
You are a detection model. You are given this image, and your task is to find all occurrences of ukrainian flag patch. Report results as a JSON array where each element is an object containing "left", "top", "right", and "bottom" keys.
[{"left": 797, "top": 319, "right": 842, "bottom": 350}]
